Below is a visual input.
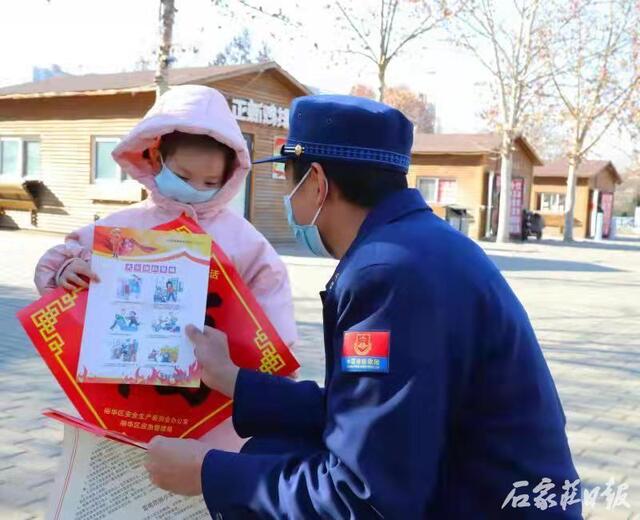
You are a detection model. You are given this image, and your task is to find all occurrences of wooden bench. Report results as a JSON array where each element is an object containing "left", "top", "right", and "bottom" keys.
[
  {"left": 0, "top": 180, "right": 42, "bottom": 223},
  {"left": 0, "top": 180, "right": 41, "bottom": 213}
]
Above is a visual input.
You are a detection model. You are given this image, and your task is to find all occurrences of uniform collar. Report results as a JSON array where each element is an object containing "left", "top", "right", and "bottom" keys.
[
  {"left": 357, "top": 188, "right": 429, "bottom": 240},
  {"left": 325, "top": 189, "right": 429, "bottom": 292}
]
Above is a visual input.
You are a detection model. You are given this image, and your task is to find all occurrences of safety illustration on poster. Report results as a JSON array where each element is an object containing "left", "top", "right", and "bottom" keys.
[{"left": 76, "top": 226, "right": 211, "bottom": 388}]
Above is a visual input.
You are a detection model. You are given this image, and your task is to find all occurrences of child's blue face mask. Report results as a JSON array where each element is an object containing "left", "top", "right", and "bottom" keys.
[{"left": 155, "top": 160, "right": 219, "bottom": 204}]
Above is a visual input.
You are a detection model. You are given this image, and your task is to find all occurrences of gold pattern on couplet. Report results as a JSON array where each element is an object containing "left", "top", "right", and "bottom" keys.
[
  {"left": 175, "top": 219, "right": 292, "bottom": 376},
  {"left": 255, "top": 328, "right": 286, "bottom": 374},
  {"left": 28, "top": 287, "right": 107, "bottom": 428},
  {"left": 173, "top": 225, "right": 192, "bottom": 234},
  {"left": 30, "top": 288, "right": 82, "bottom": 355}
]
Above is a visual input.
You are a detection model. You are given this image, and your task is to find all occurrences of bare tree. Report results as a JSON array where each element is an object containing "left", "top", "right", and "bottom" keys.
[
  {"left": 154, "top": 0, "right": 177, "bottom": 97},
  {"left": 334, "top": 0, "right": 462, "bottom": 101},
  {"left": 453, "top": 0, "right": 548, "bottom": 242},
  {"left": 256, "top": 41, "right": 273, "bottom": 63},
  {"left": 211, "top": 28, "right": 273, "bottom": 66},
  {"left": 213, "top": 1, "right": 456, "bottom": 100},
  {"left": 479, "top": 86, "right": 569, "bottom": 161},
  {"left": 545, "top": 0, "right": 640, "bottom": 241}
]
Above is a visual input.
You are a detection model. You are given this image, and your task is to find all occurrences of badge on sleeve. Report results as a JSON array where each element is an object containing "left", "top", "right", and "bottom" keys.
[{"left": 342, "top": 331, "right": 390, "bottom": 373}]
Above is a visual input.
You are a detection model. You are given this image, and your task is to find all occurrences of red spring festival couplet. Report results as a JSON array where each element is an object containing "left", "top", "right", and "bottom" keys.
[{"left": 17, "top": 214, "right": 299, "bottom": 442}]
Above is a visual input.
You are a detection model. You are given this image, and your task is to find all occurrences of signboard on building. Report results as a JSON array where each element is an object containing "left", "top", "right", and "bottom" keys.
[
  {"left": 509, "top": 177, "right": 524, "bottom": 235},
  {"left": 272, "top": 136, "right": 287, "bottom": 180},
  {"left": 601, "top": 192, "right": 613, "bottom": 237},
  {"left": 231, "top": 98, "right": 290, "bottom": 129}
]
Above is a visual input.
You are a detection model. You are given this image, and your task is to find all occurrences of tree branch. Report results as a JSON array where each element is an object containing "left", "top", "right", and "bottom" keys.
[
  {"left": 229, "top": 0, "right": 301, "bottom": 27},
  {"left": 335, "top": 1, "right": 379, "bottom": 63}
]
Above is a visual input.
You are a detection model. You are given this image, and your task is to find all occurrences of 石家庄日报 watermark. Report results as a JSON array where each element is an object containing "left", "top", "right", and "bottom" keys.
[{"left": 502, "top": 477, "right": 631, "bottom": 512}]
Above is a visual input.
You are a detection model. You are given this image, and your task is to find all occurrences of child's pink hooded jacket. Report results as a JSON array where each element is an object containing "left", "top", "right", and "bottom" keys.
[
  {"left": 34, "top": 85, "right": 297, "bottom": 349},
  {"left": 35, "top": 86, "right": 296, "bottom": 450}
]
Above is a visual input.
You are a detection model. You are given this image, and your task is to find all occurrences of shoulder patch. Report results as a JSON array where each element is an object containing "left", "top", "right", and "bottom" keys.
[{"left": 342, "top": 331, "right": 390, "bottom": 373}]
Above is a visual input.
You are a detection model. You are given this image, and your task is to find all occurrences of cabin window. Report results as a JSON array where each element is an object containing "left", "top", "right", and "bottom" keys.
[
  {"left": 0, "top": 137, "right": 41, "bottom": 178},
  {"left": 24, "top": 140, "right": 41, "bottom": 177},
  {"left": 539, "top": 192, "right": 565, "bottom": 213},
  {"left": 93, "top": 138, "right": 125, "bottom": 182},
  {"left": 417, "top": 177, "right": 457, "bottom": 204},
  {"left": 417, "top": 178, "right": 437, "bottom": 202}
]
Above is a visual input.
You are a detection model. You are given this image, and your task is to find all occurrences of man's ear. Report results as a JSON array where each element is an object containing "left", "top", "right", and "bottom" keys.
[{"left": 310, "top": 162, "right": 329, "bottom": 205}]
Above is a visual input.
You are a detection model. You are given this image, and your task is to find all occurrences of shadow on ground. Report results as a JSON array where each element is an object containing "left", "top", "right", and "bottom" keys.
[
  {"left": 544, "top": 342, "right": 640, "bottom": 378},
  {"left": 538, "top": 236, "right": 640, "bottom": 253},
  {"left": 488, "top": 255, "right": 622, "bottom": 273}
]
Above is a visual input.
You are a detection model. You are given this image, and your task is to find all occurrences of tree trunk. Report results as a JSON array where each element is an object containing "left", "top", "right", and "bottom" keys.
[
  {"left": 495, "top": 134, "right": 513, "bottom": 243},
  {"left": 377, "top": 63, "right": 387, "bottom": 102},
  {"left": 563, "top": 154, "right": 580, "bottom": 242},
  {"left": 154, "top": 0, "right": 175, "bottom": 99}
]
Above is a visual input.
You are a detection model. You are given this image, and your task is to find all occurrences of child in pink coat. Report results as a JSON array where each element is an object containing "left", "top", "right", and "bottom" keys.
[{"left": 34, "top": 85, "right": 297, "bottom": 450}]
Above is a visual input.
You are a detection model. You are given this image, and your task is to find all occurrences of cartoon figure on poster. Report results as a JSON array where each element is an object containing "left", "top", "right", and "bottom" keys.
[
  {"left": 148, "top": 346, "right": 179, "bottom": 364},
  {"left": 110, "top": 338, "right": 139, "bottom": 363},
  {"left": 151, "top": 312, "right": 180, "bottom": 333},
  {"left": 117, "top": 275, "right": 142, "bottom": 301},
  {"left": 154, "top": 277, "right": 183, "bottom": 303},
  {"left": 108, "top": 227, "right": 157, "bottom": 259},
  {"left": 109, "top": 228, "right": 123, "bottom": 258},
  {"left": 109, "top": 308, "right": 141, "bottom": 332}
]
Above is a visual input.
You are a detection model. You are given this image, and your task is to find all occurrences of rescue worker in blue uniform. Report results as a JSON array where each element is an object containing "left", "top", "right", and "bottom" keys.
[{"left": 145, "top": 95, "right": 581, "bottom": 519}]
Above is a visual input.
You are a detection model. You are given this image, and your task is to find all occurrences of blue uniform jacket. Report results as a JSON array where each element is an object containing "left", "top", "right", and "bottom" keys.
[{"left": 201, "top": 189, "right": 581, "bottom": 519}]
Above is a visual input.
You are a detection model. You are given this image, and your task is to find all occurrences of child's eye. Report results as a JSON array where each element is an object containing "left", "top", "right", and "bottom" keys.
[{"left": 177, "top": 175, "right": 189, "bottom": 182}]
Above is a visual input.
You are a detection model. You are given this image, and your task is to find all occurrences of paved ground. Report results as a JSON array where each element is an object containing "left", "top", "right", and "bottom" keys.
[{"left": 0, "top": 229, "right": 638, "bottom": 519}]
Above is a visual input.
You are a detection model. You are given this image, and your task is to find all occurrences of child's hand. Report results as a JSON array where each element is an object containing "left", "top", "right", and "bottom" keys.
[{"left": 58, "top": 258, "right": 100, "bottom": 290}]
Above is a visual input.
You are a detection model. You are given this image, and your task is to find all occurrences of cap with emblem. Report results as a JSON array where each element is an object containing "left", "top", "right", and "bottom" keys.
[{"left": 253, "top": 95, "right": 414, "bottom": 173}]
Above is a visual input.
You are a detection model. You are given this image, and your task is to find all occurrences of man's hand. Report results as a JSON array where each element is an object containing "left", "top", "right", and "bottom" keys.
[
  {"left": 144, "top": 436, "right": 210, "bottom": 496},
  {"left": 186, "top": 325, "right": 239, "bottom": 398}
]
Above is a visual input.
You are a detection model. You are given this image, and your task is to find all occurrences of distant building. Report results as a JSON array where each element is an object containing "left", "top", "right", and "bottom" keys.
[
  {"left": 533, "top": 159, "right": 622, "bottom": 239},
  {"left": 0, "top": 62, "right": 309, "bottom": 243},
  {"left": 410, "top": 133, "right": 543, "bottom": 240}
]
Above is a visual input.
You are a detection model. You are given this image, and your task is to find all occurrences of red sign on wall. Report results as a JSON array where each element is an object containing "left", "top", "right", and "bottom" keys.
[
  {"left": 510, "top": 178, "right": 524, "bottom": 235},
  {"left": 493, "top": 175, "right": 525, "bottom": 236},
  {"left": 272, "top": 137, "right": 287, "bottom": 180}
]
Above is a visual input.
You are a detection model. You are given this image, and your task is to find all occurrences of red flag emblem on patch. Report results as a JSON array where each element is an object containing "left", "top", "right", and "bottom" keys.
[{"left": 342, "top": 331, "right": 390, "bottom": 373}]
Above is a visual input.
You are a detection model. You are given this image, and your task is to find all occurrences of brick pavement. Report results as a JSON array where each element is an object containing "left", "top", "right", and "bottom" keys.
[{"left": 0, "top": 229, "right": 638, "bottom": 519}]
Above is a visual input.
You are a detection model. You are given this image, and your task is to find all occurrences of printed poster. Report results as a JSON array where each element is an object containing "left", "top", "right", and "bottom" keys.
[
  {"left": 46, "top": 423, "right": 209, "bottom": 520},
  {"left": 76, "top": 226, "right": 211, "bottom": 388}
]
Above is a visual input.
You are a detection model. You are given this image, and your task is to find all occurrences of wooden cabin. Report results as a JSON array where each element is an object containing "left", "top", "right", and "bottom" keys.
[
  {"left": 0, "top": 62, "right": 310, "bottom": 243},
  {"left": 532, "top": 159, "right": 622, "bottom": 239},
  {"left": 409, "top": 133, "right": 543, "bottom": 240}
]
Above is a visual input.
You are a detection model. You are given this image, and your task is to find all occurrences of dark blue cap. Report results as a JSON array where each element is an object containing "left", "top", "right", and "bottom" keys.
[{"left": 254, "top": 95, "right": 414, "bottom": 173}]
